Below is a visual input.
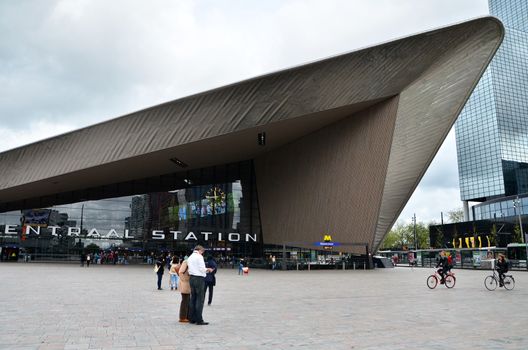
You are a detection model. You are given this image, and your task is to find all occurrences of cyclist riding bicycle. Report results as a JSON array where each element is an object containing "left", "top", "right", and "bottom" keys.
[
  {"left": 435, "top": 250, "right": 449, "bottom": 284},
  {"left": 496, "top": 254, "right": 509, "bottom": 287}
]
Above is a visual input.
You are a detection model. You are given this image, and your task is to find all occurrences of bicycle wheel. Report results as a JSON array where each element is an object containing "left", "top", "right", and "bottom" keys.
[
  {"left": 427, "top": 275, "right": 438, "bottom": 289},
  {"left": 484, "top": 275, "right": 498, "bottom": 291},
  {"left": 503, "top": 276, "right": 515, "bottom": 290},
  {"left": 445, "top": 275, "right": 456, "bottom": 288}
]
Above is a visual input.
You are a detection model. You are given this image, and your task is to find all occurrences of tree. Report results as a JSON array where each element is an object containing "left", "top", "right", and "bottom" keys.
[
  {"left": 453, "top": 225, "right": 459, "bottom": 248},
  {"left": 434, "top": 228, "right": 444, "bottom": 249},
  {"left": 381, "top": 222, "right": 430, "bottom": 250},
  {"left": 489, "top": 224, "right": 497, "bottom": 246},
  {"left": 416, "top": 222, "right": 430, "bottom": 249},
  {"left": 447, "top": 208, "right": 465, "bottom": 223},
  {"left": 85, "top": 243, "right": 100, "bottom": 254},
  {"left": 512, "top": 224, "right": 522, "bottom": 243},
  {"left": 381, "top": 223, "right": 410, "bottom": 250}
]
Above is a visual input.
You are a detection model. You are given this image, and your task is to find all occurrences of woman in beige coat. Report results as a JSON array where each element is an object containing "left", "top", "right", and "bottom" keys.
[{"left": 178, "top": 258, "right": 191, "bottom": 322}]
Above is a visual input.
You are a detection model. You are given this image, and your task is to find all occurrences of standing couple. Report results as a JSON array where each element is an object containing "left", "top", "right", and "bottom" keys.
[{"left": 178, "top": 245, "right": 217, "bottom": 325}]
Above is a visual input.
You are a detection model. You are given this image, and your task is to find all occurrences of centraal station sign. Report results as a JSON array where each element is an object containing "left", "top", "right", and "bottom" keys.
[{"left": 3, "top": 225, "right": 257, "bottom": 242}]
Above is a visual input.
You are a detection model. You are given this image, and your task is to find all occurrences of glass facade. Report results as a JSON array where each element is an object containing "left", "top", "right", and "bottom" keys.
[
  {"left": 473, "top": 194, "right": 528, "bottom": 220},
  {"left": 0, "top": 160, "right": 263, "bottom": 260},
  {"left": 455, "top": 0, "right": 528, "bottom": 202}
]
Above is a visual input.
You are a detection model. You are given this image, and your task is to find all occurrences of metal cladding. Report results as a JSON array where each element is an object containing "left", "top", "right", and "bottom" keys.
[{"left": 0, "top": 17, "right": 504, "bottom": 252}]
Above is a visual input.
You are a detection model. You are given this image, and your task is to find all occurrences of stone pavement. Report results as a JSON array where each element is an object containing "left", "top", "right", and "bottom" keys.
[{"left": 0, "top": 263, "right": 527, "bottom": 349}]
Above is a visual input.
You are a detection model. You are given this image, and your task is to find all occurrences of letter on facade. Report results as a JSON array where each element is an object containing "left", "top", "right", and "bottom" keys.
[
  {"left": 152, "top": 230, "right": 165, "bottom": 240},
  {"left": 68, "top": 227, "right": 80, "bottom": 237},
  {"left": 49, "top": 226, "right": 60, "bottom": 236},
  {"left": 228, "top": 233, "right": 240, "bottom": 242},
  {"left": 5, "top": 225, "right": 16, "bottom": 235},
  {"left": 185, "top": 232, "right": 198, "bottom": 241},
  {"left": 124, "top": 229, "right": 134, "bottom": 239},
  {"left": 87, "top": 228, "right": 101, "bottom": 238},
  {"left": 25, "top": 225, "right": 40, "bottom": 236},
  {"left": 170, "top": 231, "right": 181, "bottom": 240}
]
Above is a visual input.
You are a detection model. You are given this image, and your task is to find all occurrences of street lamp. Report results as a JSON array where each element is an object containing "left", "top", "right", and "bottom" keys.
[
  {"left": 512, "top": 197, "right": 525, "bottom": 243},
  {"left": 513, "top": 196, "right": 527, "bottom": 270},
  {"left": 412, "top": 213, "right": 417, "bottom": 250}
]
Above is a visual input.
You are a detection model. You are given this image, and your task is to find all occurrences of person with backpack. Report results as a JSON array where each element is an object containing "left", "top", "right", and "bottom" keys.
[
  {"left": 446, "top": 253, "right": 453, "bottom": 272},
  {"left": 496, "top": 254, "right": 509, "bottom": 287}
]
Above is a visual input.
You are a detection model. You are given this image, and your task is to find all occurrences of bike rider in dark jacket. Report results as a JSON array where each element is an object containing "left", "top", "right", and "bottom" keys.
[
  {"left": 496, "top": 254, "right": 509, "bottom": 287},
  {"left": 436, "top": 250, "right": 449, "bottom": 284}
]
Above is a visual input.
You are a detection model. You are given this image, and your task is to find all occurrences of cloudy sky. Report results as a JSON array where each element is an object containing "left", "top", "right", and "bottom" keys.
[{"left": 0, "top": 0, "right": 490, "bottom": 225}]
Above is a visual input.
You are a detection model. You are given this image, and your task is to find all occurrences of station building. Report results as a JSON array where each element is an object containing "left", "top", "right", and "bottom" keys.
[{"left": 0, "top": 17, "right": 503, "bottom": 263}]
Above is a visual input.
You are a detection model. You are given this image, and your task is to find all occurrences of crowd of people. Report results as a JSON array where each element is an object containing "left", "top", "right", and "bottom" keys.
[{"left": 80, "top": 251, "right": 129, "bottom": 266}]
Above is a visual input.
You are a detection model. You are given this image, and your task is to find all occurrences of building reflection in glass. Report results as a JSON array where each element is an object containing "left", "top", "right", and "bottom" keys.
[{"left": 0, "top": 161, "right": 262, "bottom": 258}]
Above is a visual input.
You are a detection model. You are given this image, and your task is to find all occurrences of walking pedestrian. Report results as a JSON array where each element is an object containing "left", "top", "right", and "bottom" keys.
[
  {"left": 205, "top": 256, "right": 217, "bottom": 305},
  {"left": 155, "top": 255, "right": 165, "bottom": 290},
  {"left": 169, "top": 256, "right": 180, "bottom": 290},
  {"left": 238, "top": 259, "right": 244, "bottom": 275}
]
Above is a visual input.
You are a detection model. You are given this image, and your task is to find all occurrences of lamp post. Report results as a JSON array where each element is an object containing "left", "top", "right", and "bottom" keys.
[
  {"left": 513, "top": 197, "right": 525, "bottom": 243},
  {"left": 513, "top": 196, "right": 527, "bottom": 269},
  {"left": 412, "top": 213, "right": 417, "bottom": 250}
]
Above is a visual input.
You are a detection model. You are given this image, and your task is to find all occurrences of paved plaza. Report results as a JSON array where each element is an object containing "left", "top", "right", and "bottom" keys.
[{"left": 0, "top": 263, "right": 527, "bottom": 349}]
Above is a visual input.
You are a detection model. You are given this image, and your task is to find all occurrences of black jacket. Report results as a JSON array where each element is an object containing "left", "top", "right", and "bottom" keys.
[
  {"left": 496, "top": 259, "right": 509, "bottom": 273},
  {"left": 436, "top": 256, "right": 448, "bottom": 269},
  {"left": 156, "top": 259, "right": 165, "bottom": 275},
  {"left": 205, "top": 260, "right": 217, "bottom": 286}
]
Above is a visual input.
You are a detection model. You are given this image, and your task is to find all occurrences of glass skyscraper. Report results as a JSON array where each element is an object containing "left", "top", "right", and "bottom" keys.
[{"left": 456, "top": 0, "right": 528, "bottom": 210}]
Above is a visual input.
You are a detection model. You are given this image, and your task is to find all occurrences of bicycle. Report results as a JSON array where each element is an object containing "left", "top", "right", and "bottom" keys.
[
  {"left": 484, "top": 268, "right": 515, "bottom": 291},
  {"left": 427, "top": 269, "right": 456, "bottom": 289}
]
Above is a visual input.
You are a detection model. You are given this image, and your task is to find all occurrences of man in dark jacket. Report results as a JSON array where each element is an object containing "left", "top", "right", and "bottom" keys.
[
  {"left": 156, "top": 256, "right": 165, "bottom": 290},
  {"left": 205, "top": 256, "right": 217, "bottom": 305},
  {"left": 496, "top": 254, "right": 509, "bottom": 287},
  {"left": 436, "top": 251, "right": 449, "bottom": 284}
]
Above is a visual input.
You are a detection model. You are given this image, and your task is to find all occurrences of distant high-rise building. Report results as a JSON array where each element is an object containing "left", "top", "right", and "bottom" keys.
[
  {"left": 129, "top": 195, "right": 150, "bottom": 240},
  {"left": 455, "top": 0, "right": 528, "bottom": 218}
]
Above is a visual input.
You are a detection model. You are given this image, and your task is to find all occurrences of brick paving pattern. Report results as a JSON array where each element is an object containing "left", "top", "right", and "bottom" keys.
[{"left": 0, "top": 263, "right": 527, "bottom": 349}]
